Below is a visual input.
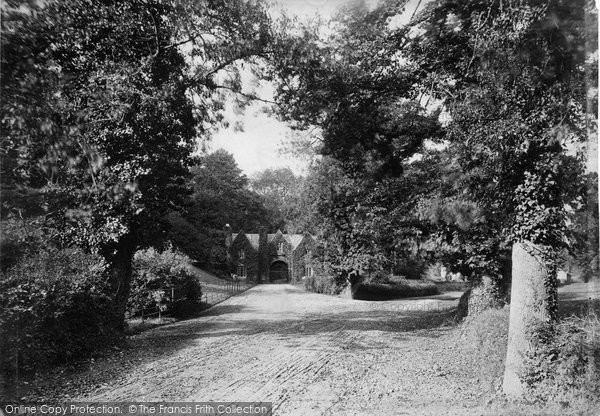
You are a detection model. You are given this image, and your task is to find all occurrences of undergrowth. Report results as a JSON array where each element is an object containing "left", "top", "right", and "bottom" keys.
[{"left": 459, "top": 303, "right": 600, "bottom": 411}]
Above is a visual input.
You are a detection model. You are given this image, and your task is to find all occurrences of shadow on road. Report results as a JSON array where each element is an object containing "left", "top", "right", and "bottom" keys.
[{"left": 20, "top": 286, "right": 458, "bottom": 401}]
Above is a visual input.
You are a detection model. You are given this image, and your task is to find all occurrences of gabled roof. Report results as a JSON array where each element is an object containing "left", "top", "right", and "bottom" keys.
[
  {"left": 285, "top": 234, "right": 304, "bottom": 250},
  {"left": 230, "top": 229, "right": 316, "bottom": 252},
  {"left": 268, "top": 229, "right": 284, "bottom": 243},
  {"left": 231, "top": 232, "right": 260, "bottom": 250},
  {"left": 246, "top": 234, "right": 260, "bottom": 250}
]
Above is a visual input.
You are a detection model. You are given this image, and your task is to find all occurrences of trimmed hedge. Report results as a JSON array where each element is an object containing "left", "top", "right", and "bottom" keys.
[
  {"left": 354, "top": 277, "right": 439, "bottom": 300},
  {"left": 433, "top": 281, "right": 470, "bottom": 292}
]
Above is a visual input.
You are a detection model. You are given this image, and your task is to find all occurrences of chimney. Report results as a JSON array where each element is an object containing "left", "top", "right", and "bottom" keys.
[
  {"left": 224, "top": 224, "right": 233, "bottom": 248},
  {"left": 258, "top": 226, "right": 268, "bottom": 283}
]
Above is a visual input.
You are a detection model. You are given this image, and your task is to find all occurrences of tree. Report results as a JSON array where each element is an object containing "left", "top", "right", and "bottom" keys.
[
  {"left": 268, "top": 2, "right": 442, "bottom": 286},
  {"left": 405, "top": 0, "right": 594, "bottom": 396},
  {"left": 269, "top": 2, "right": 441, "bottom": 180},
  {"left": 250, "top": 167, "right": 306, "bottom": 232},
  {"left": 183, "top": 150, "right": 278, "bottom": 266},
  {"left": 1, "top": 0, "right": 273, "bottom": 329}
]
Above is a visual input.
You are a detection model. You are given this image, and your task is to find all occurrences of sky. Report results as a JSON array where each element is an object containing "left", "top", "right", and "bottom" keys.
[
  {"left": 207, "top": 0, "right": 426, "bottom": 176},
  {"left": 207, "top": 0, "right": 356, "bottom": 176}
]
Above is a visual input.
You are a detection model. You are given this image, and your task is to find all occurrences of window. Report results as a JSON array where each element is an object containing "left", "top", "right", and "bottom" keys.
[
  {"left": 277, "top": 242, "right": 285, "bottom": 254},
  {"left": 237, "top": 265, "right": 246, "bottom": 277},
  {"left": 304, "top": 266, "right": 314, "bottom": 277},
  {"left": 238, "top": 249, "right": 245, "bottom": 260},
  {"left": 306, "top": 248, "right": 312, "bottom": 257}
]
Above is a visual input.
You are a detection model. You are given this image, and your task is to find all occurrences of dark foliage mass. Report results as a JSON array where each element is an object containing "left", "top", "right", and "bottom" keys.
[
  {"left": 269, "top": 0, "right": 597, "bottom": 304},
  {"left": 128, "top": 247, "right": 203, "bottom": 319},
  {"left": 353, "top": 278, "right": 439, "bottom": 301},
  {"left": 1, "top": 0, "right": 273, "bottom": 373},
  {"left": 0, "top": 248, "right": 115, "bottom": 374}
]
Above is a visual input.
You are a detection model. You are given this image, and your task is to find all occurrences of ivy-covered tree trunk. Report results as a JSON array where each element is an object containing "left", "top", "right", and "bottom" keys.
[{"left": 503, "top": 242, "right": 557, "bottom": 397}]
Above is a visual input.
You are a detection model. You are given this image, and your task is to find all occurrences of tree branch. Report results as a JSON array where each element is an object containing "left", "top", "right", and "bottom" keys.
[{"left": 213, "top": 84, "right": 277, "bottom": 104}]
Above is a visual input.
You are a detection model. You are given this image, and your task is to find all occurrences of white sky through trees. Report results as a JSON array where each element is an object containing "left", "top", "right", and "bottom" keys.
[
  {"left": 208, "top": 0, "right": 426, "bottom": 176},
  {"left": 208, "top": 0, "right": 598, "bottom": 176}
]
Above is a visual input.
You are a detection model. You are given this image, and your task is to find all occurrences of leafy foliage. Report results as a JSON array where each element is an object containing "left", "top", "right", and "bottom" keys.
[
  {"left": 128, "top": 246, "right": 202, "bottom": 319},
  {"left": 523, "top": 312, "right": 600, "bottom": 405},
  {"left": 178, "top": 150, "right": 278, "bottom": 267},
  {"left": 0, "top": 248, "right": 114, "bottom": 374},
  {"left": 407, "top": 0, "right": 591, "bottom": 285},
  {"left": 250, "top": 167, "right": 306, "bottom": 232},
  {"left": 269, "top": 4, "right": 442, "bottom": 179},
  {"left": 1, "top": 0, "right": 273, "bottom": 329}
]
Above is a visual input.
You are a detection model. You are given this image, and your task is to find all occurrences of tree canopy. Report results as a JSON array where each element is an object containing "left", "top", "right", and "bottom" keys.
[
  {"left": 268, "top": 0, "right": 596, "bottom": 299},
  {"left": 1, "top": 0, "right": 273, "bottom": 328}
]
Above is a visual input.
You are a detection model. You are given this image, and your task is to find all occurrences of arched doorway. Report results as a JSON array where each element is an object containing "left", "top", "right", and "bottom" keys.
[{"left": 269, "top": 261, "right": 289, "bottom": 283}]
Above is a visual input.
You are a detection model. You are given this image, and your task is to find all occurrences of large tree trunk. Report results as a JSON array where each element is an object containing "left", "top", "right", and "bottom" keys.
[
  {"left": 502, "top": 242, "right": 557, "bottom": 398},
  {"left": 104, "top": 232, "right": 137, "bottom": 332}
]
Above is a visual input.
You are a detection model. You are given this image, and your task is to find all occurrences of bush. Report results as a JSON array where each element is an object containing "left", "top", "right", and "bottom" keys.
[
  {"left": 0, "top": 248, "right": 116, "bottom": 374},
  {"left": 303, "top": 274, "right": 343, "bottom": 295},
  {"left": 0, "top": 217, "right": 46, "bottom": 273},
  {"left": 522, "top": 311, "right": 600, "bottom": 406},
  {"left": 354, "top": 276, "right": 439, "bottom": 300},
  {"left": 455, "top": 276, "right": 505, "bottom": 321},
  {"left": 129, "top": 246, "right": 202, "bottom": 318},
  {"left": 434, "top": 281, "right": 470, "bottom": 292}
]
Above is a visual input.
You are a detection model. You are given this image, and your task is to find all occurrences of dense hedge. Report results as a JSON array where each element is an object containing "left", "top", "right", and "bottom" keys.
[
  {"left": 0, "top": 248, "right": 117, "bottom": 374},
  {"left": 353, "top": 277, "right": 439, "bottom": 300}
]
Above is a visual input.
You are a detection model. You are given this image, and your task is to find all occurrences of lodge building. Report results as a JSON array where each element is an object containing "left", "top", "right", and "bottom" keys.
[{"left": 224, "top": 225, "right": 317, "bottom": 283}]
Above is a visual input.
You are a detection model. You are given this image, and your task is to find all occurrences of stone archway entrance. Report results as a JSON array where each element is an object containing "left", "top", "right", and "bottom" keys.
[{"left": 269, "top": 261, "right": 289, "bottom": 283}]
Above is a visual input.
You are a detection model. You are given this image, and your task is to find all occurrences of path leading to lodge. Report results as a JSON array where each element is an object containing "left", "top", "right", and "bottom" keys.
[{"left": 23, "top": 283, "right": 598, "bottom": 415}]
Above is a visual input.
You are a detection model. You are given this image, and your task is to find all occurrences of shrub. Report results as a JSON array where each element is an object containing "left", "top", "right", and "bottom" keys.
[
  {"left": 0, "top": 217, "right": 46, "bottom": 273},
  {"left": 303, "top": 274, "right": 343, "bottom": 295},
  {"left": 354, "top": 276, "right": 439, "bottom": 300},
  {"left": 522, "top": 311, "right": 600, "bottom": 406},
  {"left": 128, "top": 246, "right": 202, "bottom": 318},
  {"left": 434, "top": 281, "right": 470, "bottom": 292},
  {"left": 456, "top": 276, "right": 506, "bottom": 320},
  {"left": 0, "top": 248, "right": 116, "bottom": 374}
]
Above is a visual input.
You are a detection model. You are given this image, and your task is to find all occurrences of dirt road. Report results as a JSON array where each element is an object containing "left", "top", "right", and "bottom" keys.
[
  {"left": 28, "top": 285, "right": 496, "bottom": 415},
  {"left": 16, "top": 281, "right": 600, "bottom": 415}
]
